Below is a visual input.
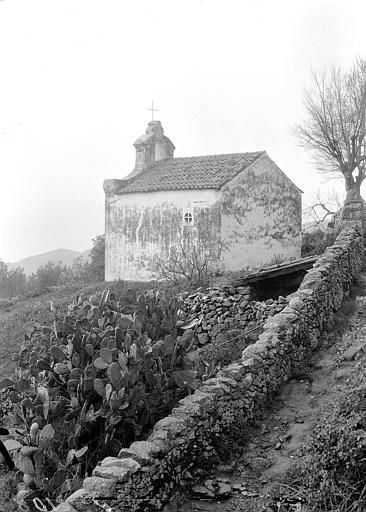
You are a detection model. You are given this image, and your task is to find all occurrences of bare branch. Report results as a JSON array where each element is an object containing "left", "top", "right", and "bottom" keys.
[
  {"left": 303, "top": 190, "right": 343, "bottom": 230},
  {"left": 149, "top": 240, "right": 223, "bottom": 288}
]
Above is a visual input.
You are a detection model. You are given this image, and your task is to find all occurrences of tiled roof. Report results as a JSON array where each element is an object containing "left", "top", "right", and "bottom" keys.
[{"left": 119, "top": 152, "right": 266, "bottom": 193}]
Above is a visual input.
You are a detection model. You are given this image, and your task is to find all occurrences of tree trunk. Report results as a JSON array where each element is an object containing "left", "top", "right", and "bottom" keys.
[
  {"left": 340, "top": 172, "right": 366, "bottom": 238},
  {"left": 344, "top": 174, "right": 362, "bottom": 202}
]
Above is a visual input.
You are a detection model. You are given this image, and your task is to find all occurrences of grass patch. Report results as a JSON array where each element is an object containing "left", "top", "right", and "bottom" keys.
[
  {"left": 0, "top": 462, "right": 17, "bottom": 511},
  {"left": 330, "top": 278, "right": 364, "bottom": 335}
]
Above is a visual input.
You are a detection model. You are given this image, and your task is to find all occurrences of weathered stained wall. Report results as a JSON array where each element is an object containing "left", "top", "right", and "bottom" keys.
[
  {"left": 104, "top": 154, "right": 302, "bottom": 281},
  {"left": 219, "top": 153, "right": 302, "bottom": 270},
  {"left": 105, "top": 189, "right": 221, "bottom": 281}
]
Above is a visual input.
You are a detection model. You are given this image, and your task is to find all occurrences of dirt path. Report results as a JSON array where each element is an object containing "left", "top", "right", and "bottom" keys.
[{"left": 165, "top": 289, "right": 366, "bottom": 512}]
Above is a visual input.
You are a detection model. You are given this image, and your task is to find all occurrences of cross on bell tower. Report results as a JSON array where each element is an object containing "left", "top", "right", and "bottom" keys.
[{"left": 147, "top": 100, "right": 158, "bottom": 121}]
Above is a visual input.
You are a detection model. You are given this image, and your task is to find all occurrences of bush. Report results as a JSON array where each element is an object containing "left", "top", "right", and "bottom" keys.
[
  {"left": 0, "top": 234, "right": 106, "bottom": 303},
  {"left": 150, "top": 241, "right": 222, "bottom": 289},
  {"left": 88, "top": 234, "right": 105, "bottom": 281},
  {"left": 281, "top": 381, "right": 366, "bottom": 511},
  {"left": 70, "top": 235, "right": 105, "bottom": 283},
  {"left": 264, "top": 254, "right": 287, "bottom": 267},
  {"left": 301, "top": 229, "right": 336, "bottom": 257},
  {"left": 0, "top": 469, "right": 17, "bottom": 511},
  {"left": 35, "top": 261, "right": 69, "bottom": 289},
  {"left": 0, "top": 261, "right": 27, "bottom": 298}
]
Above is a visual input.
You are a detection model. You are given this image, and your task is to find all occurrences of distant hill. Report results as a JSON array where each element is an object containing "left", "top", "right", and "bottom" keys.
[{"left": 8, "top": 248, "right": 90, "bottom": 275}]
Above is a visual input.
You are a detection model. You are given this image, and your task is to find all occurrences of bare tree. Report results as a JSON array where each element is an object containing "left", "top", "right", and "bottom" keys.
[
  {"left": 149, "top": 241, "right": 223, "bottom": 288},
  {"left": 303, "top": 190, "right": 343, "bottom": 230},
  {"left": 294, "top": 58, "right": 366, "bottom": 201}
]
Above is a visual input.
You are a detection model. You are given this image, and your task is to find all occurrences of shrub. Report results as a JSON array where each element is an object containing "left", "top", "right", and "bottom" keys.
[
  {"left": 264, "top": 254, "right": 287, "bottom": 267},
  {"left": 150, "top": 241, "right": 223, "bottom": 288},
  {"left": 70, "top": 235, "right": 105, "bottom": 283},
  {"left": 88, "top": 234, "right": 105, "bottom": 281},
  {"left": 0, "top": 260, "right": 27, "bottom": 298},
  {"left": 301, "top": 229, "right": 336, "bottom": 257},
  {"left": 35, "top": 261, "right": 69, "bottom": 289},
  {"left": 69, "top": 256, "right": 91, "bottom": 282},
  {"left": 0, "top": 234, "right": 106, "bottom": 303},
  {"left": 281, "top": 381, "right": 366, "bottom": 511},
  {"left": 0, "top": 469, "right": 17, "bottom": 512}
]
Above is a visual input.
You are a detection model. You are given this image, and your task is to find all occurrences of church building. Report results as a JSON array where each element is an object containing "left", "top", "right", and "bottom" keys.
[{"left": 103, "top": 120, "right": 302, "bottom": 281}]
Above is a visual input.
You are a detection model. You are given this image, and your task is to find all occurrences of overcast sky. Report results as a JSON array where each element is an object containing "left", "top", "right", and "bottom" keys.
[{"left": 0, "top": 0, "right": 365, "bottom": 262}]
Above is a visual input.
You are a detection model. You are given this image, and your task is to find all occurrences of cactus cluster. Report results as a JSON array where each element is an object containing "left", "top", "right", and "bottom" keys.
[{"left": 2, "top": 288, "right": 204, "bottom": 504}]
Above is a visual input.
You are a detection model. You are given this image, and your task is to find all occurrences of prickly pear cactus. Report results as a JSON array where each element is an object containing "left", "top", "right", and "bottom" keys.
[{"left": 4, "top": 288, "right": 203, "bottom": 504}]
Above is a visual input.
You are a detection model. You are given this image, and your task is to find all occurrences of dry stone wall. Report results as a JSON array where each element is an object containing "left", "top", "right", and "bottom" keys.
[
  {"left": 180, "top": 286, "right": 288, "bottom": 346},
  {"left": 57, "top": 228, "right": 364, "bottom": 512},
  {"left": 179, "top": 285, "right": 289, "bottom": 367}
]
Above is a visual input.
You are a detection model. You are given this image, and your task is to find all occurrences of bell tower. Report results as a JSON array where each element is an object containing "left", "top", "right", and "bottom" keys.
[{"left": 130, "top": 120, "right": 175, "bottom": 177}]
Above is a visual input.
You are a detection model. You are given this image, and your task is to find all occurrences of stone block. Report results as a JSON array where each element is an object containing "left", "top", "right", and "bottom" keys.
[
  {"left": 92, "top": 464, "right": 131, "bottom": 481},
  {"left": 93, "top": 457, "right": 140, "bottom": 481},
  {"left": 101, "top": 456, "right": 140, "bottom": 471},
  {"left": 199, "top": 383, "right": 226, "bottom": 396},
  {"left": 288, "top": 296, "right": 305, "bottom": 311},
  {"left": 242, "top": 373, "right": 253, "bottom": 387},
  {"left": 214, "top": 376, "right": 238, "bottom": 388},
  {"left": 118, "top": 441, "right": 161, "bottom": 464},
  {"left": 179, "top": 390, "right": 214, "bottom": 410},
  {"left": 242, "top": 343, "right": 266, "bottom": 359},
  {"left": 83, "top": 476, "right": 117, "bottom": 497},
  {"left": 172, "top": 401, "right": 201, "bottom": 418},
  {"left": 148, "top": 428, "right": 180, "bottom": 453},
  {"left": 334, "top": 369, "right": 348, "bottom": 380},
  {"left": 241, "top": 356, "right": 260, "bottom": 368},
  {"left": 153, "top": 416, "right": 188, "bottom": 436},
  {"left": 53, "top": 505, "right": 78, "bottom": 512},
  {"left": 297, "top": 288, "right": 314, "bottom": 296},
  {"left": 220, "top": 362, "right": 246, "bottom": 380},
  {"left": 65, "top": 489, "right": 98, "bottom": 512},
  {"left": 198, "top": 333, "right": 209, "bottom": 344},
  {"left": 309, "top": 332, "right": 319, "bottom": 350},
  {"left": 344, "top": 343, "right": 364, "bottom": 361}
]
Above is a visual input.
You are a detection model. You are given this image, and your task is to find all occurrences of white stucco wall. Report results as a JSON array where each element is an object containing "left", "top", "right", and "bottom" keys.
[
  {"left": 219, "top": 154, "right": 302, "bottom": 271},
  {"left": 105, "top": 189, "right": 219, "bottom": 281}
]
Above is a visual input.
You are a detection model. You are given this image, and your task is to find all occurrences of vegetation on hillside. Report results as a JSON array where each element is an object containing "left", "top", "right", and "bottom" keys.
[
  {"left": 269, "top": 278, "right": 366, "bottom": 512},
  {"left": 301, "top": 229, "right": 336, "bottom": 257},
  {"left": 0, "top": 281, "right": 149, "bottom": 378},
  {"left": 69, "top": 235, "right": 105, "bottom": 283},
  {"left": 0, "top": 287, "right": 209, "bottom": 507},
  {"left": 0, "top": 235, "right": 105, "bottom": 299},
  {"left": 278, "top": 368, "right": 366, "bottom": 512}
]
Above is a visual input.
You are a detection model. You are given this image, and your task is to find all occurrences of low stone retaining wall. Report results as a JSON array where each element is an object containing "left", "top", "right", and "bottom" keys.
[
  {"left": 58, "top": 228, "right": 364, "bottom": 512},
  {"left": 182, "top": 287, "right": 289, "bottom": 369},
  {"left": 180, "top": 286, "right": 288, "bottom": 346}
]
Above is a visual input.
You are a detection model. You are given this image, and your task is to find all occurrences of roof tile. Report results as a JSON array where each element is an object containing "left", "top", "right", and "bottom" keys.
[{"left": 119, "top": 152, "right": 265, "bottom": 193}]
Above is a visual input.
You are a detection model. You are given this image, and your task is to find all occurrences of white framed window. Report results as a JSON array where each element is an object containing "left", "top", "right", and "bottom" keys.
[
  {"left": 183, "top": 207, "right": 194, "bottom": 226},
  {"left": 184, "top": 212, "right": 193, "bottom": 225}
]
